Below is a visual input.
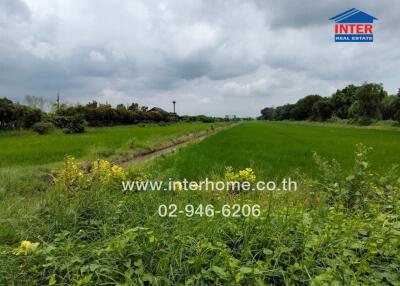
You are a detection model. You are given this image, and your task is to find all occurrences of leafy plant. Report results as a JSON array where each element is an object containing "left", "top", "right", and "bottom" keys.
[{"left": 32, "top": 121, "right": 55, "bottom": 135}]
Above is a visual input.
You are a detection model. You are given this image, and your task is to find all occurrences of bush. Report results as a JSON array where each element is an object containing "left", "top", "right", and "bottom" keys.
[
  {"left": 157, "top": 121, "right": 169, "bottom": 127},
  {"left": 31, "top": 122, "right": 54, "bottom": 135},
  {"left": 51, "top": 115, "right": 70, "bottom": 128},
  {"left": 62, "top": 116, "right": 85, "bottom": 134}
]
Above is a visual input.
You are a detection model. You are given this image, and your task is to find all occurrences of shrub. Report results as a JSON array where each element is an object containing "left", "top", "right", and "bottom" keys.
[
  {"left": 56, "top": 156, "right": 125, "bottom": 191},
  {"left": 50, "top": 115, "right": 69, "bottom": 128},
  {"left": 31, "top": 122, "right": 54, "bottom": 135},
  {"left": 51, "top": 115, "right": 85, "bottom": 133},
  {"left": 62, "top": 116, "right": 85, "bottom": 134}
]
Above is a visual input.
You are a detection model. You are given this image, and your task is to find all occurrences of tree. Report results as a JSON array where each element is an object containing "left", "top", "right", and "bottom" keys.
[
  {"left": 0, "top": 98, "right": 14, "bottom": 128},
  {"left": 392, "top": 89, "right": 400, "bottom": 123},
  {"left": 330, "top": 85, "right": 358, "bottom": 119},
  {"left": 382, "top": 95, "right": 397, "bottom": 120},
  {"left": 260, "top": 107, "right": 276, "bottom": 120},
  {"left": 349, "top": 83, "right": 386, "bottom": 124},
  {"left": 311, "top": 98, "right": 333, "bottom": 121},
  {"left": 275, "top": 104, "right": 294, "bottom": 120},
  {"left": 291, "top": 95, "right": 322, "bottom": 120},
  {"left": 0, "top": 98, "right": 42, "bottom": 129},
  {"left": 128, "top": 103, "right": 139, "bottom": 111}
]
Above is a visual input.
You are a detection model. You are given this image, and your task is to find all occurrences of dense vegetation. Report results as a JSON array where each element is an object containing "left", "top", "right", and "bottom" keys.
[
  {"left": 0, "top": 98, "right": 42, "bottom": 129},
  {"left": 0, "top": 122, "right": 399, "bottom": 285},
  {"left": 260, "top": 83, "right": 400, "bottom": 125},
  {"left": 0, "top": 97, "right": 222, "bottom": 134}
]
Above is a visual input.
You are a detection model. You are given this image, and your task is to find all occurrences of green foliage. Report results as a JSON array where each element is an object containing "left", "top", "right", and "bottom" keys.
[
  {"left": 1, "top": 142, "right": 399, "bottom": 285},
  {"left": 62, "top": 116, "right": 85, "bottom": 134},
  {"left": 291, "top": 94, "right": 322, "bottom": 120},
  {"left": 330, "top": 84, "right": 358, "bottom": 119},
  {"left": 260, "top": 83, "right": 398, "bottom": 125},
  {"left": 0, "top": 97, "right": 42, "bottom": 129},
  {"left": 349, "top": 83, "right": 386, "bottom": 124},
  {"left": 50, "top": 114, "right": 85, "bottom": 133},
  {"left": 260, "top": 107, "right": 276, "bottom": 120},
  {"left": 31, "top": 122, "right": 55, "bottom": 135},
  {"left": 311, "top": 97, "right": 333, "bottom": 121},
  {"left": 392, "top": 90, "right": 400, "bottom": 124}
]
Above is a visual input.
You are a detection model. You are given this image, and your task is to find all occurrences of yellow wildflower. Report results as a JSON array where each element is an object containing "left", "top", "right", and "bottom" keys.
[
  {"left": 224, "top": 166, "right": 257, "bottom": 191},
  {"left": 14, "top": 240, "right": 40, "bottom": 255},
  {"left": 91, "top": 159, "right": 125, "bottom": 183},
  {"left": 238, "top": 168, "right": 256, "bottom": 183},
  {"left": 173, "top": 181, "right": 183, "bottom": 191},
  {"left": 111, "top": 165, "right": 125, "bottom": 179},
  {"left": 59, "top": 156, "right": 84, "bottom": 191}
]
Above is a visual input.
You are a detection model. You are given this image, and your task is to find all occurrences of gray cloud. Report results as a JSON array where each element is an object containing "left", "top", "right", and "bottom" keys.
[
  {"left": 0, "top": 0, "right": 399, "bottom": 116},
  {"left": 0, "top": 0, "right": 31, "bottom": 23}
]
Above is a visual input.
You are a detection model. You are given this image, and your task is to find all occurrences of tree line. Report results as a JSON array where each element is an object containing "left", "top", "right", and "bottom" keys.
[
  {"left": 260, "top": 83, "right": 400, "bottom": 125},
  {"left": 0, "top": 97, "right": 222, "bottom": 134}
]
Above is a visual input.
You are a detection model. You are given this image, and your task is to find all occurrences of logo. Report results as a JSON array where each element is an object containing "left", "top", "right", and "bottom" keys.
[{"left": 329, "top": 8, "right": 377, "bottom": 42}]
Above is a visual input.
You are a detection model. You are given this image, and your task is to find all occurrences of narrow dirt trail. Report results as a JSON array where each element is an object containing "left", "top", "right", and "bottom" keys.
[{"left": 116, "top": 124, "right": 235, "bottom": 167}]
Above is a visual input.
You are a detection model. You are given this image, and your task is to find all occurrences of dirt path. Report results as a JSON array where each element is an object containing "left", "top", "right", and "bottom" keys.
[{"left": 116, "top": 124, "right": 234, "bottom": 167}]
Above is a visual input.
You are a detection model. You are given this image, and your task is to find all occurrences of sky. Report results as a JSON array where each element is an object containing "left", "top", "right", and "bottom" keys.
[{"left": 0, "top": 0, "right": 399, "bottom": 117}]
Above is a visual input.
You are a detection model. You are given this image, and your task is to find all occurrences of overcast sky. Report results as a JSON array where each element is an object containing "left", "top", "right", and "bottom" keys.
[{"left": 0, "top": 0, "right": 399, "bottom": 117}]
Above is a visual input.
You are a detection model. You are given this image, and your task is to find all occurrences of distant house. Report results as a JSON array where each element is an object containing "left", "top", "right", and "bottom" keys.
[
  {"left": 148, "top": 107, "right": 178, "bottom": 121},
  {"left": 148, "top": 107, "right": 169, "bottom": 114},
  {"left": 329, "top": 8, "right": 377, "bottom": 23}
]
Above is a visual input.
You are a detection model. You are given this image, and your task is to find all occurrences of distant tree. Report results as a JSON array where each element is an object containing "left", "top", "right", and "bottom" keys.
[
  {"left": 116, "top": 104, "right": 126, "bottom": 110},
  {"left": 260, "top": 107, "right": 276, "bottom": 120},
  {"left": 291, "top": 95, "right": 322, "bottom": 120},
  {"left": 275, "top": 104, "right": 294, "bottom": 120},
  {"left": 0, "top": 98, "right": 14, "bottom": 128},
  {"left": 86, "top": 101, "right": 98, "bottom": 109},
  {"left": 311, "top": 97, "right": 333, "bottom": 121},
  {"left": 21, "top": 106, "right": 42, "bottom": 128},
  {"left": 349, "top": 83, "right": 386, "bottom": 124},
  {"left": 382, "top": 95, "right": 397, "bottom": 120},
  {"left": 392, "top": 89, "right": 400, "bottom": 123},
  {"left": 128, "top": 103, "right": 139, "bottom": 111},
  {"left": 330, "top": 84, "right": 358, "bottom": 119}
]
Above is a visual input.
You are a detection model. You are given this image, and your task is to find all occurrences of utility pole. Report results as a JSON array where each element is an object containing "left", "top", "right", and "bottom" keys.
[
  {"left": 172, "top": 100, "right": 176, "bottom": 114},
  {"left": 56, "top": 93, "right": 60, "bottom": 110}
]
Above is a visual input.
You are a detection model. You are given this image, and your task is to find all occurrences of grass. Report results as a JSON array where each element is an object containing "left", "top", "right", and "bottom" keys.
[
  {"left": 149, "top": 121, "right": 400, "bottom": 180},
  {"left": 0, "top": 122, "right": 217, "bottom": 248},
  {"left": 0, "top": 123, "right": 213, "bottom": 169},
  {"left": 1, "top": 121, "right": 399, "bottom": 285}
]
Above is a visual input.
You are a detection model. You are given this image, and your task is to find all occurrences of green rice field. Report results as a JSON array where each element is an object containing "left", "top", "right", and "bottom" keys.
[{"left": 150, "top": 121, "right": 400, "bottom": 180}]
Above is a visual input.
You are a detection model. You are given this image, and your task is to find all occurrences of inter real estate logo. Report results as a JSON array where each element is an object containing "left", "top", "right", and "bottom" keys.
[{"left": 329, "top": 8, "right": 377, "bottom": 42}]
